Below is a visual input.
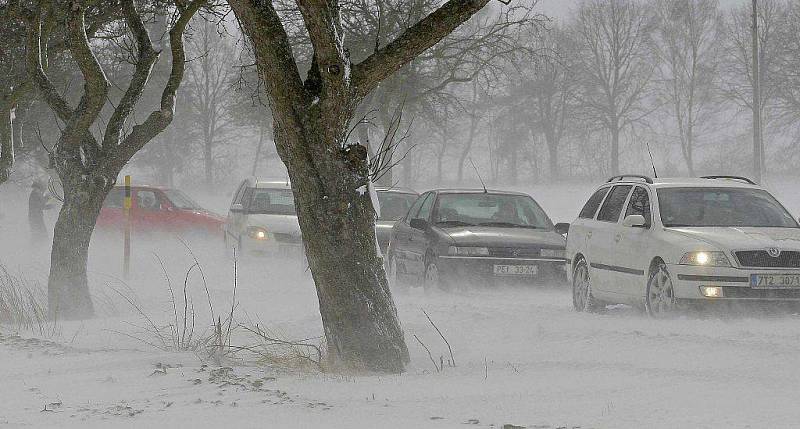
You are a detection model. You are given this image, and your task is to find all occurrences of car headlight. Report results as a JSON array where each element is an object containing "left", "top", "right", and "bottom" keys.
[
  {"left": 247, "top": 226, "right": 268, "bottom": 240},
  {"left": 448, "top": 246, "right": 490, "bottom": 256},
  {"left": 679, "top": 251, "right": 731, "bottom": 267},
  {"left": 541, "top": 249, "right": 565, "bottom": 258}
]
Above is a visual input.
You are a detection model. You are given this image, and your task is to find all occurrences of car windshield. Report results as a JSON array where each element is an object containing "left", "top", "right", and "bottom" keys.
[
  {"left": 377, "top": 192, "right": 418, "bottom": 221},
  {"left": 163, "top": 190, "right": 201, "bottom": 210},
  {"left": 433, "top": 193, "right": 553, "bottom": 229},
  {"left": 247, "top": 188, "right": 296, "bottom": 215},
  {"left": 658, "top": 187, "right": 798, "bottom": 228}
]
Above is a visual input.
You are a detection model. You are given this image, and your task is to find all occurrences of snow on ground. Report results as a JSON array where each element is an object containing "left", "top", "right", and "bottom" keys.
[{"left": 2, "top": 179, "right": 800, "bottom": 428}]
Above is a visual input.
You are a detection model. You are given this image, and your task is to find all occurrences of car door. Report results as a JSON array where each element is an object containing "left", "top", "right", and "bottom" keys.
[
  {"left": 408, "top": 192, "right": 436, "bottom": 275},
  {"left": 392, "top": 193, "right": 429, "bottom": 275},
  {"left": 589, "top": 184, "right": 633, "bottom": 297},
  {"left": 568, "top": 186, "right": 611, "bottom": 268},
  {"left": 614, "top": 186, "right": 653, "bottom": 301},
  {"left": 132, "top": 189, "right": 168, "bottom": 235}
]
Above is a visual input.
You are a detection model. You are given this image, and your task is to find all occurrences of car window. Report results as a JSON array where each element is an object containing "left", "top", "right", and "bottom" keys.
[
  {"left": 245, "top": 187, "right": 295, "bottom": 215},
  {"left": 658, "top": 187, "right": 799, "bottom": 228},
  {"left": 624, "top": 186, "right": 651, "bottom": 227},
  {"left": 136, "top": 190, "right": 161, "bottom": 211},
  {"left": 405, "top": 193, "right": 429, "bottom": 223},
  {"left": 416, "top": 193, "right": 435, "bottom": 221},
  {"left": 579, "top": 187, "right": 610, "bottom": 219},
  {"left": 597, "top": 185, "right": 632, "bottom": 223},
  {"left": 377, "top": 192, "right": 418, "bottom": 221},
  {"left": 103, "top": 188, "right": 125, "bottom": 208},
  {"left": 433, "top": 193, "right": 554, "bottom": 229},
  {"left": 163, "top": 189, "right": 201, "bottom": 210}
]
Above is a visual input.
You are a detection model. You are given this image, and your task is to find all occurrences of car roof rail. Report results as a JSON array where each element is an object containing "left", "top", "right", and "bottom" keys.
[
  {"left": 607, "top": 174, "right": 653, "bottom": 184},
  {"left": 700, "top": 175, "right": 757, "bottom": 185}
]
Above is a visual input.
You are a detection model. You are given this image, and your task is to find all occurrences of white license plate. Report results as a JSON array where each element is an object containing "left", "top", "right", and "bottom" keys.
[
  {"left": 493, "top": 265, "right": 538, "bottom": 276},
  {"left": 750, "top": 274, "right": 800, "bottom": 289}
]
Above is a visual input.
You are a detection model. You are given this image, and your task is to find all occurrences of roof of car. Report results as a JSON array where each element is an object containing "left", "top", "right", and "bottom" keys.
[
  {"left": 247, "top": 177, "right": 291, "bottom": 188},
  {"left": 432, "top": 188, "right": 530, "bottom": 196},
  {"left": 374, "top": 187, "right": 418, "bottom": 195},
  {"left": 605, "top": 176, "right": 761, "bottom": 189}
]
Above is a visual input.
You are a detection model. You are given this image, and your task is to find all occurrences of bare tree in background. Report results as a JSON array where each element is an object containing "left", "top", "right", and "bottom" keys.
[
  {"left": 22, "top": 0, "right": 201, "bottom": 320},
  {"left": 523, "top": 25, "right": 577, "bottom": 181},
  {"left": 720, "top": 0, "right": 783, "bottom": 134},
  {"left": 573, "top": 0, "right": 654, "bottom": 176},
  {"left": 184, "top": 17, "right": 238, "bottom": 188},
  {"left": 227, "top": 0, "right": 503, "bottom": 373},
  {"left": 651, "top": 0, "right": 724, "bottom": 176}
]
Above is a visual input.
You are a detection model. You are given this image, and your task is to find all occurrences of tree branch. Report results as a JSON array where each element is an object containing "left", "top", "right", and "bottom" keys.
[
  {"left": 111, "top": 0, "right": 203, "bottom": 171},
  {"left": 227, "top": 0, "right": 306, "bottom": 112},
  {"left": 63, "top": 0, "right": 110, "bottom": 147},
  {"left": 103, "top": 0, "right": 161, "bottom": 150},
  {"left": 25, "top": 5, "right": 73, "bottom": 122},
  {"left": 351, "top": 0, "right": 490, "bottom": 98}
]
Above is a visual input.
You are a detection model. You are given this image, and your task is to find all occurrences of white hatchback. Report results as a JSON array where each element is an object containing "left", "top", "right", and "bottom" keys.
[
  {"left": 565, "top": 175, "right": 800, "bottom": 316},
  {"left": 224, "top": 178, "right": 302, "bottom": 257}
]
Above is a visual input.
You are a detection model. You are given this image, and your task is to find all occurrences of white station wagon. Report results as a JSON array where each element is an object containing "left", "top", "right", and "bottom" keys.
[
  {"left": 224, "top": 178, "right": 302, "bottom": 256},
  {"left": 565, "top": 175, "right": 800, "bottom": 316}
]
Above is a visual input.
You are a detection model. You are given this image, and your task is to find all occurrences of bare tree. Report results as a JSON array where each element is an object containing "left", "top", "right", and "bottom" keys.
[
  {"left": 23, "top": 0, "right": 201, "bottom": 320},
  {"left": 184, "top": 17, "right": 238, "bottom": 188},
  {"left": 227, "top": 0, "right": 500, "bottom": 373},
  {"left": 651, "top": 0, "right": 723, "bottom": 176},
  {"left": 573, "top": 0, "right": 654, "bottom": 176},
  {"left": 522, "top": 25, "right": 577, "bottom": 181}
]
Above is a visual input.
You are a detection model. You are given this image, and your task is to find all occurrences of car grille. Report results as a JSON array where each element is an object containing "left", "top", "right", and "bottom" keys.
[
  {"left": 735, "top": 251, "right": 800, "bottom": 268},
  {"left": 723, "top": 287, "right": 800, "bottom": 299},
  {"left": 273, "top": 233, "right": 302, "bottom": 244},
  {"left": 488, "top": 247, "right": 543, "bottom": 258}
]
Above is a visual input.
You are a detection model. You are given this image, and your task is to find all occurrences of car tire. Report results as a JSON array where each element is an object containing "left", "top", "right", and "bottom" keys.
[
  {"left": 645, "top": 262, "right": 678, "bottom": 317},
  {"left": 386, "top": 254, "right": 405, "bottom": 291},
  {"left": 423, "top": 254, "right": 450, "bottom": 292},
  {"left": 572, "top": 259, "right": 603, "bottom": 312}
]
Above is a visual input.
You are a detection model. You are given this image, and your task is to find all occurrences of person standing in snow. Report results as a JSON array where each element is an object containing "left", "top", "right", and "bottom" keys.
[{"left": 28, "top": 179, "right": 53, "bottom": 244}]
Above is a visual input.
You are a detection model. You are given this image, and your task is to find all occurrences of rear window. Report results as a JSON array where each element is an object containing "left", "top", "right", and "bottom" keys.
[
  {"left": 246, "top": 187, "right": 296, "bottom": 215},
  {"left": 597, "top": 185, "right": 632, "bottom": 222},
  {"left": 579, "top": 187, "right": 610, "bottom": 219},
  {"left": 377, "top": 192, "right": 418, "bottom": 221}
]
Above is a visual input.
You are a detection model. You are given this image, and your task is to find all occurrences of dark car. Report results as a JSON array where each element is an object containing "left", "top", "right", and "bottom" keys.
[
  {"left": 375, "top": 187, "right": 419, "bottom": 253},
  {"left": 386, "top": 189, "right": 568, "bottom": 290}
]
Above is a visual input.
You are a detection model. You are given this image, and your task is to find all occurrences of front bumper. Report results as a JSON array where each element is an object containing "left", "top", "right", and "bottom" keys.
[
  {"left": 437, "top": 256, "right": 567, "bottom": 285},
  {"left": 241, "top": 235, "right": 304, "bottom": 258},
  {"left": 669, "top": 264, "right": 800, "bottom": 301}
]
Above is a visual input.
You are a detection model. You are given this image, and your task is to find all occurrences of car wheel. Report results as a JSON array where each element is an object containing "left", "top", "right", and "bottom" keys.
[
  {"left": 387, "top": 254, "right": 404, "bottom": 290},
  {"left": 646, "top": 262, "right": 678, "bottom": 317},
  {"left": 573, "top": 259, "right": 603, "bottom": 312},
  {"left": 423, "top": 255, "right": 450, "bottom": 292}
]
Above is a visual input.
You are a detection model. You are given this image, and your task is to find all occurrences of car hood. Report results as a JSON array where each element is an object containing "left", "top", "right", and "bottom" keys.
[
  {"left": 668, "top": 227, "right": 800, "bottom": 251},
  {"left": 246, "top": 214, "right": 301, "bottom": 234},
  {"left": 186, "top": 209, "right": 224, "bottom": 222},
  {"left": 442, "top": 226, "right": 565, "bottom": 248}
]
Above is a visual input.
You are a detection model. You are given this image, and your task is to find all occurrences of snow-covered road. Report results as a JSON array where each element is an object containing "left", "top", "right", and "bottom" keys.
[{"left": 3, "top": 180, "right": 800, "bottom": 428}]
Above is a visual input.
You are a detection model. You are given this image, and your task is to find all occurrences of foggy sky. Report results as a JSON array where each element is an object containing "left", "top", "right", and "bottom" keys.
[{"left": 538, "top": 0, "right": 750, "bottom": 20}]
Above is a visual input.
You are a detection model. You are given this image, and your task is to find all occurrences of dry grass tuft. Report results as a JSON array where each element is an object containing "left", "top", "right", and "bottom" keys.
[{"left": 0, "top": 264, "right": 57, "bottom": 337}]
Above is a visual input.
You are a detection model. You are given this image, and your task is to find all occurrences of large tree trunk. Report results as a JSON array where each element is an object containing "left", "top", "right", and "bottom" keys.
[
  {"left": 48, "top": 172, "right": 111, "bottom": 320},
  {"left": 546, "top": 132, "right": 559, "bottom": 181},
  {"left": 276, "top": 112, "right": 409, "bottom": 373}
]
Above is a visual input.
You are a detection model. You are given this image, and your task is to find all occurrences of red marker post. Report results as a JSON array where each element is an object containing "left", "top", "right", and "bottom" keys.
[{"left": 123, "top": 175, "right": 131, "bottom": 279}]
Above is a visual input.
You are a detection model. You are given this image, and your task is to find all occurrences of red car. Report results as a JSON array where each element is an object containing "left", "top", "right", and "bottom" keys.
[{"left": 96, "top": 185, "right": 223, "bottom": 239}]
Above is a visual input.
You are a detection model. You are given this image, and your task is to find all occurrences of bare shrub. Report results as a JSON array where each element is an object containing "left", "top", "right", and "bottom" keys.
[{"left": 0, "top": 264, "right": 56, "bottom": 337}]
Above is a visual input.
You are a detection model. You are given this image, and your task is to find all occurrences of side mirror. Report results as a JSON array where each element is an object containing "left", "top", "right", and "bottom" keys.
[
  {"left": 409, "top": 218, "right": 428, "bottom": 230},
  {"left": 554, "top": 223, "right": 570, "bottom": 235},
  {"left": 622, "top": 214, "right": 647, "bottom": 228},
  {"left": 230, "top": 203, "right": 245, "bottom": 213}
]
